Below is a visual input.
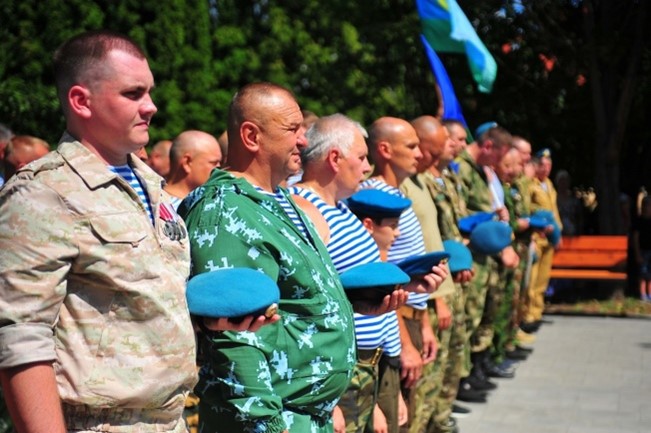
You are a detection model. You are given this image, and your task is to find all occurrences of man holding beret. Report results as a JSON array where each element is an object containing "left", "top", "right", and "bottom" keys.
[
  {"left": 454, "top": 122, "right": 523, "bottom": 392},
  {"left": 180, "top": 83, "right": 356, "bottom": 433},
  {"left": 290, "top": 113, "right": 428, "bottom": 433},
  {"left": 362, "top": 116, "right": 447, "bottom": 433}
]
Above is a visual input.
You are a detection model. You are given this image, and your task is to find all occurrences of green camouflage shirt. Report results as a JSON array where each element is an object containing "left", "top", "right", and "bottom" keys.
[
  {"left": 180, "top": 169, "right": 355, "bottom": 433},
  {"left": 455, "top": 150, "right": 493, "bottom": 214},
  {"left": 422, "top": 169, "right": 465, "bottom": 242}
]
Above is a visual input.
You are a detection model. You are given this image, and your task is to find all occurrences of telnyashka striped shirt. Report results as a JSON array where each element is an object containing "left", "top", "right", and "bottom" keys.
[
  {"left": 108, "top": 164, "right": 154, "bottom": 225},
  {"left": 290, "top": 187, "right": 402, "bottom": 356},
  {"left": 360, "top": 178, "right": 430, "bottom": 310}
]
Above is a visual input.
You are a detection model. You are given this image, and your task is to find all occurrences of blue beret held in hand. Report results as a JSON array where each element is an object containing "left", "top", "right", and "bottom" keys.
[{"left": 186, "top": 268, "right": 280, "bottom": 319}]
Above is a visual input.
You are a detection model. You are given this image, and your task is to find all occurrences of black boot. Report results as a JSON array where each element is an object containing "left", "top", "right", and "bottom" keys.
[
  {"left": 483, "top": 354, "right": 516, "bottom": 378},
  {"left": 457, "top": 379, "right": 488, "bottom": 402},
  {"left": 466, "top": 351, "right": 498, "bottom": 391}
]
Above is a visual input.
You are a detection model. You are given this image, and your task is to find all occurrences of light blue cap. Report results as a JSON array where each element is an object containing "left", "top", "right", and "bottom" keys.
[{"left": 186, "top": 268, "right": 280, "bottom": 318}]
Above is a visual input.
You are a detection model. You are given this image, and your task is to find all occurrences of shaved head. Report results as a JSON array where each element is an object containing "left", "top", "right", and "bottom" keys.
[
  {"left": 411, "top": 115, "right": 448, "bottom": 171},
  {"left": 227, "top": 82, "right": 298, "bottom": 146}
]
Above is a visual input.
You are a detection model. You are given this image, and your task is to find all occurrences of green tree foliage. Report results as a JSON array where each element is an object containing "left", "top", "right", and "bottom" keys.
[{"left": 1, "top": 0, "right": 649, "bottom": 234}]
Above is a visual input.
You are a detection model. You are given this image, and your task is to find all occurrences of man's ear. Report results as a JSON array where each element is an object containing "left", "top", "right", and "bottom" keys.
[
  {"left": 327, "top": 148, "right": 343, "bottom": 172},
  {"left": 68, "top": 85, "right": 92, "bottom": 119},
  {"left": 240, "top": 121, "right": 261, "bottom": 153},
  {"left": 181, "top": 153, "right": 193, "bottom": 174},
  {"left": 376, "top": 140, "right": 392, "bottom": 160},
  {"left": 361, "top": 217, "right": 375, "bottom": 233}
]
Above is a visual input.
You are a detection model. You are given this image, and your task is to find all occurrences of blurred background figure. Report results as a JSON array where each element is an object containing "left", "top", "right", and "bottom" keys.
[
  {"left": 632, "top": 196, "right": 651, "bottom": 302},
  {"left": 555, "top": 169, "right": 582, "bottom": 236},
  {"left": 0, "top": 123, "right": 14, "bottom": 187},
  {"left": 164, "top": 130, "right": 222, "bottom": 209},
  {"left": 217, "top": 130, "right": 228, "bottom": 168},
  {"left": 147, "top": 139, "right": 172, "bottom": 178},
  {"left": 3, "top": 135, "right": 50, "bottom": 180},
  {"left": 134, "top": 146, "right": 149, "bottom": 163}
]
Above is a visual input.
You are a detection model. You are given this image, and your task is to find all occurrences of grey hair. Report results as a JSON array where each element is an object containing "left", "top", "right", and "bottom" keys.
[{"left": 301, "top": 113, "right": 367, "bottom": 165}]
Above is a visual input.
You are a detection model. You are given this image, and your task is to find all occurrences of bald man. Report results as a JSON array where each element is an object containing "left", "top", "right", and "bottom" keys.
[
  {"left": 362, "top": 117, "right": 447, "bottom": 433},
  {"left": 148, "top": 139, "right": 172, "bottom": 178},
  {"left": 180, "top": 83, "right": 355, "bottom": 433},
  {"left": 442, "top": 119, "right": 468, "bottom": 156},
  {"left": 164, "top": 130, "right": 222, "bottom": 209},
  {"left": 4, "top": 135, "right": 50, "bottom": 180},
  {"left": 0, "top": 123, "right": 13, "bottom": 187}
]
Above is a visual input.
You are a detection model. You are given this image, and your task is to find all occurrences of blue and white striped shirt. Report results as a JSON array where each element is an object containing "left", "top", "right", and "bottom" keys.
[
  {"left": 256, "top": 187, "right": 310, "bottom": 239},
  {"left": 290, "top": 187, "right": 402, "bottom": 356},
  {"left": 360, "top": 178, "right": 430, "bottom": 310},
  {"left": 108, "top": 164, "right": 154, "bottom": 225}
]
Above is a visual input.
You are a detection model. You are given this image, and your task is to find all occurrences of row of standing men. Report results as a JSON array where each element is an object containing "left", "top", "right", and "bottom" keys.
[{"left": 0, "top": 29, "right": 562, "bottom": 433}]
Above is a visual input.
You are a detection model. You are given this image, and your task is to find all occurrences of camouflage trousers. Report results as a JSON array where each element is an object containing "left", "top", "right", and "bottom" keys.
[
  {"left": 466, "top": 254, "right": 500, "bottom": 353},
  {"left": 365, "top": 355, "right": 401, "bottom": 433},
  {"left": 493, "top": 241, "right": 530, "bottom": 362},
  {"left": 428, "top": 287, "right": 467, "bottom": 433},
  {"left": 399, "top": 315, "right": 424, "bottom": 433},
  {"left": 340, "top": 349, "right": 382, "bottom": 433}
]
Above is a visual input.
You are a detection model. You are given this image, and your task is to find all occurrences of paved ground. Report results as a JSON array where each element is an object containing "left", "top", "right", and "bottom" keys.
[{"left": 454, "top": 315, "right": 651, "bottom": 433}]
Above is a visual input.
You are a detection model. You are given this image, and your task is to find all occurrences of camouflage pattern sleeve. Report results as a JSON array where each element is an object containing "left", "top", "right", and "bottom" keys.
[{"left": 0, "top": 176, "right": 75, "bottom": 368}]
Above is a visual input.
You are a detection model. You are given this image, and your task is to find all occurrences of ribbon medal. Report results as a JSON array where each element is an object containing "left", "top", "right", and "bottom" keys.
[{"left": 159, "top": 203, "right": 187, "bottom": 241}]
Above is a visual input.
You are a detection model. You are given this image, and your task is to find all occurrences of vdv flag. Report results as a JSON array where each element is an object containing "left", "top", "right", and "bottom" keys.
[
  {"left": 416, "top": 0, "right": 497, "bottom": 93},
  {"left": 420, "top": 34, "right": 467, "bottom": 127}
]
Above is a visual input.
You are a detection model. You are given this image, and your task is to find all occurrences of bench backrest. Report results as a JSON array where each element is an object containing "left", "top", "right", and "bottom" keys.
[{"left": 551, "top": 236, "right": 627, "bottom": 270}]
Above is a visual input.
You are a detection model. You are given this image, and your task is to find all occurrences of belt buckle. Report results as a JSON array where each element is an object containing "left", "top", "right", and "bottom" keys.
[{"left": 371, "top": 347, "right": 383, "bottom": 365}]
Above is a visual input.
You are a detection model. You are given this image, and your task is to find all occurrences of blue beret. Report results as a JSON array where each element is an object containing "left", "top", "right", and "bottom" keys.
[
  {"left": 458, "top": 211, "right": 495, "bottom": 234},
  {"left": 474, "top": 121, "right": 498, "bottom": 140},
  {"left": 442, "top": 240, "right": 473, "bottom": 273},
  {"left": 469, "top": 221, "right": 513, "bottom": 255},
  {"left": 528, "top": 215, "right": 549, "bottom": 230},
  {"left": 531, "top": 210, "right": 562, "bottom": 247},
  {"left": 186, "top": 268, "right": 280, "bottom": 318},
  {"left": 396, "top": 251, "right": 450, "bottom": 277},
  {"left": 347, "top": 189, "right": 412, "bottom": 220},
  {"left": 535, "top": 148, "right": 552, "bottom": 159},
  {"left": 340, "top": 262, "right": 410, "bottom": 290}
]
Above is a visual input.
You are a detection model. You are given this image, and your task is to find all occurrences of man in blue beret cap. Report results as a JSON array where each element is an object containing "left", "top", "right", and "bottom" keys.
[
  {"left": 181, "top": 84, "right": 357, "bottom": 433},
  {"left": 290, "top": 113, "right": 416, "bottom": 433},
  {"left": 520, "top": 148, "right": 563, "bottom": 334},
  {"left": 362, "top": 116, "right": 450, "bottom": 432},
  {"left": 347, "top": 189, "right": 411, "bottom": 260}
]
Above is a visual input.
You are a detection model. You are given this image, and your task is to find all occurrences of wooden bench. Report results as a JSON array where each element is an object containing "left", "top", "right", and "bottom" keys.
[{"left": 550, "top": 235, "right": 628, "bottom": 281}]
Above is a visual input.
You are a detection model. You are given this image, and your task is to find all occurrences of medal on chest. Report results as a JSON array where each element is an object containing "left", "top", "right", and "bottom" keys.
[{"left": 159, "top": 202, "right": 187, "bottom": 241}]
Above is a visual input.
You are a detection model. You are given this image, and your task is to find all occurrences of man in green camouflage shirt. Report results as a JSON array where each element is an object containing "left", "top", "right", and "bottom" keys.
[
  {"left": 454, "top": 123, "right": 518, "bottom": 391},
  {"left": 180, "top": 83, "right": 356, "bottom": 433}
]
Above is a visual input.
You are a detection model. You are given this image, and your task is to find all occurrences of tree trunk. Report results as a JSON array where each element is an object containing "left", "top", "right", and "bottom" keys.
[{"left": 584, "top": 0, "right": 645, "bottom": 234}]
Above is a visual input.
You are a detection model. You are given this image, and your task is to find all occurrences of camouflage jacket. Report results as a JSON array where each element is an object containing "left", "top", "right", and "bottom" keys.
[
  {"left": 422, "top": 169, "right": 465, "bottom": 242},
  {"left": 504, "top": 181, "right": 532, "bottom": 243},
  {"left": 0, "top": 134, "right": 198, "bottom": 431},
  {"left": 180, "top": 169, "right": 355, "bottom": 433},
  {"left": 455, "top": 150, "right": 493, "bottom": 214}
]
